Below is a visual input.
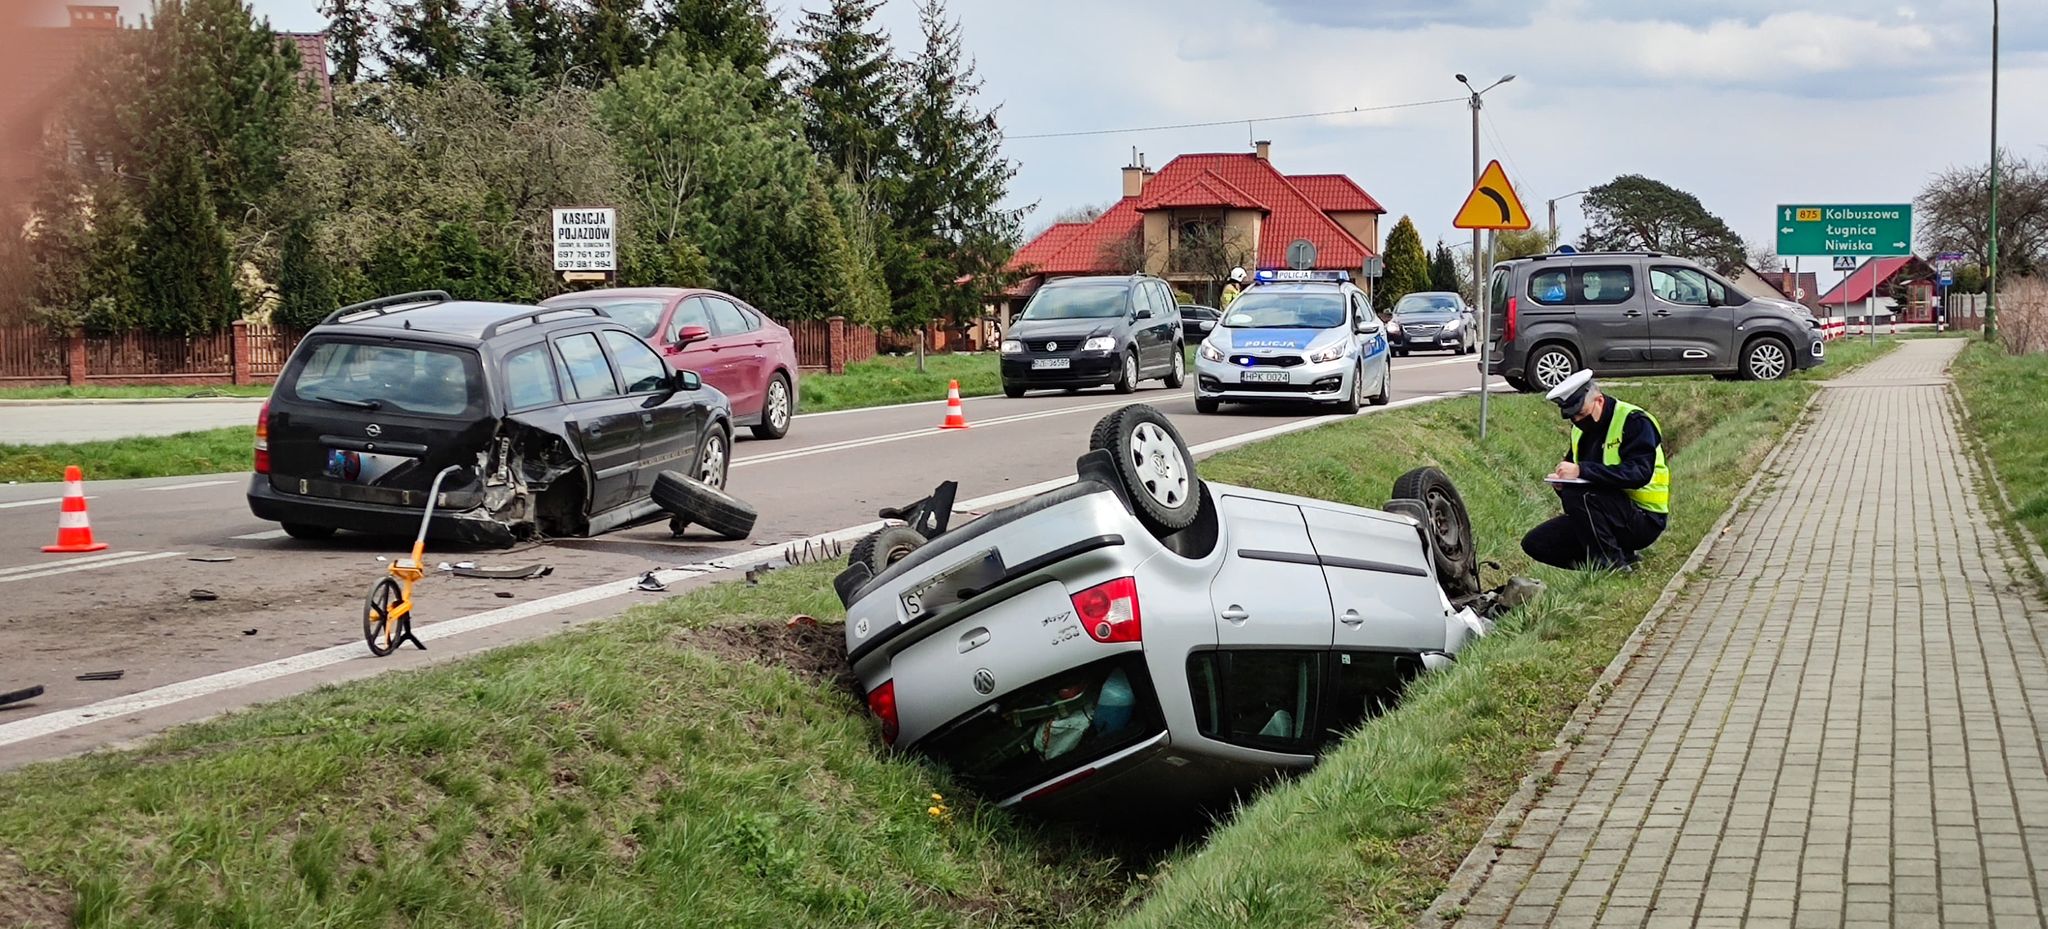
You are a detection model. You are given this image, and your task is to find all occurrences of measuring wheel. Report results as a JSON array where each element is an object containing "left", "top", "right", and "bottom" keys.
[{"left": 362, "top": 576, "right": 409, "bottom": 657}]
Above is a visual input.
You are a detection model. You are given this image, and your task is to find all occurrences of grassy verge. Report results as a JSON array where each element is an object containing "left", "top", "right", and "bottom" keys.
[
  {"left": 0, "top": 428, "right": 254, "bottom": 484},
  {"left": 0, "top": 385, "right": 271, "bottom": 401},
  {"left": 1952, "top": 340, "right": 2048, "bottom": 554},
  {"left": 1798, "top": 334, "right": 1894, "bottom": 377},
  {"left": 799, "top": 352, "right": 999, "bottom": 413}
]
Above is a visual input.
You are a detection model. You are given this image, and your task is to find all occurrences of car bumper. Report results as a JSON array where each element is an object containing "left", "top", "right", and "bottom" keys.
[
  {"left": 1194, "top": 354, "right": 1353, "bottom": 403},
  {"left": 1001, "top": 353, "right": 1120, "bottom": 387},
  {"left": 1389, "top": 330, "right": 1465, "bottom": 351},
  {"left": 246, "top": 476, "right": 517, "bottom": 546}
]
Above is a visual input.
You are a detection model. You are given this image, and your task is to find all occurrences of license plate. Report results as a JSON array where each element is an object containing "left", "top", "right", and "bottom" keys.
[
  {"left": 1031, "top": 358, "right": 1070, "bottom": 370},
  {"left": 902, "top": 547, "right": 1006, "bottom": 619},
  {"left": 1242, "top": 371, "right": 1290, "bottom": 384},
  {"left": 325, "top": 448, "right": 409, "bottom": 484}
]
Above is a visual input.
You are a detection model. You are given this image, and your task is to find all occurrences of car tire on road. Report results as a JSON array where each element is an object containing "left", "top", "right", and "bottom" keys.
[
  {"left": 1739, "top": 336, "right": 1792, "bottom": 381},
  {"left": 1389, "top": 466, "right": 1481, "bottom": 600},
  {"left": 1395, "top": 348, "right": 1409, "bottom": 357},
  {"left": 1336, "top": 363, "right": 1363, "bottom": 414},
  {"left": 1113, "top": 351, "right": 1138, "bottom": 395},
  {"left": 652, "top": 470, "right": 757, "bottom": 541},
  {"left": 1194, "top": 396, "right": 1220, "bottom": 414},
  {"left": 1004, "top": 383, "right": 1026, "bottom": 399},
  {"left": 1528, "top": 343, "right": 1581, "bottom": 392},
  {"left": 1370, "top": 360, "right": 1392, "bottom": 406},
  {"left": 281, "top": 522, "right": 336, "bottom": 541},
  {"left": 849, "top": 525, "right": 925, "bottom": 576},
  {"left": 1089, "top": 404, "right": 1201, "bottom": 536},
  {"left": 1506, "top": 375, "right": 1535, "bottom": 393},
  {"left": 1164, "top": 347, "right": 1186, "bottom": 388},
  {"left": 752, "top": 373, "right": 793, "bottom": 440}
]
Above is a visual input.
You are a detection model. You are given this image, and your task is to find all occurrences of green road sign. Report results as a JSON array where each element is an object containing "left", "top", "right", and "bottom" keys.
[{"left": 1775, "top": 204, "right": 1913, "bottom": 257}]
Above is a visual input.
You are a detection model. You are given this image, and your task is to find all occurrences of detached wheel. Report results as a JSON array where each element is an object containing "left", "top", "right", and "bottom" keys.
[
  {"left": 1390, "top": 466, "right": 1480, "bottom": 600},
  {"left": 652, "top": 469, "right": 757, "bottom": 541},
  {"left": 281, "top": 522, "right": 335, "bottom": 541},
  {"left": 752, "top": 373, "right": 793, "bottom": 440},
  {"left": 1089, "top": 404, "right": 1200, "bottom": 536},
  {"left": 849, "top": 525, "right": 925, "bottom": 576}
]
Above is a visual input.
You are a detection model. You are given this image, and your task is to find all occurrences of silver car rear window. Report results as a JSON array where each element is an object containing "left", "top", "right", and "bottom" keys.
[{"left": 918, "top": 655, "right": 1161, "bottom": 798}]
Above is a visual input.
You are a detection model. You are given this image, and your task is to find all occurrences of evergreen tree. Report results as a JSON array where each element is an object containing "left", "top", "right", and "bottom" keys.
[
  {"left": 573, "top": 0, "right": 651, "bottom": 86},
  {"left": 275, "top": 213, "right": 339, "bottom": 328},
  {"left": 803, "top": 170, "right": 889, "bottom": 325},
  {"left": 472, "top": 7, "right": 538, "bottom": 97},
  {"left": 650, "top": 0, "right": 776, "bottom": 78},
  {"left": 135, "top": 143, "right": 240, "bottom": 334},
  {"left": 1376, "top": 216, "right": 1429, "bottom": 312},
  {"left": 385, "top": 0, "right": 475, "bottom": 86},
  {"left": 505, "top": 0, "right": 575, "bottom": 84},
  {"left": 138, "top": 0, "right": 304, "bottom": 222},
  {"left": 319, "top": 0, "right": 377, "bottom": 83},
  {"left": 792, "top": 0, "right": 899, "bottom": 186},
  {"left": 1429, "top": 239, "right": 1463, "bottom": 295}
]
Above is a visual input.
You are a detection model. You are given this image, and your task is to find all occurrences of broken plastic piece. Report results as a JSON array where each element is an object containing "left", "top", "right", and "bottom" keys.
[
  {"left": 634, "top": 570, "right": 667, "bottom": 592},
  {"left": 0, "top": 684, "right": 45, "bottom": 707},
  {"left": 494, "top": 591, "right": 514, "bottom": 598},
  {"left": 788, "top": 614, "right": 818, "bottom": 627},
  {"left": 242, "top": 628, "right": 258, "bottom": 636},
  {"left": 188, "top": 555, "right": 235, "bottom": 563},
  {"left": 451, "top": 564, "right": 553, "bottom": 580},
  {"left": 75, "top": 670, "right": 124, "bottom": 682},
  {"left": 188, "top": 589, "right": 219, "bottom": 601}
]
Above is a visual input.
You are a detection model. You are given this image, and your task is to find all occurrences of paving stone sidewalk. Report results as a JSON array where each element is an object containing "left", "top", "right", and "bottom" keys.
[{"left": 1438, "top": 338, "right": 2048, "bottom": 929}]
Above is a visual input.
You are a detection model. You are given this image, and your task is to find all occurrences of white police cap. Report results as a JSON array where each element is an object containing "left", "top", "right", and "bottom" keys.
[{"left": 1545, "top": 369, "right": 1596, "bottom": 418}]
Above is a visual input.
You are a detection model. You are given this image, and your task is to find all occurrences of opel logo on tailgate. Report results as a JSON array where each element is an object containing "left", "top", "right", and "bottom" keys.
[
  {"left": 972, "top": 668, "right": 995, "bottom": 695},
  {"left": 364, "top": 423, "right": 382, "bottom": 437}
]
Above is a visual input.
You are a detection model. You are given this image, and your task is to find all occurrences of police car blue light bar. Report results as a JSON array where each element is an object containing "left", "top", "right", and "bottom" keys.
[{"left": 1254, "top": 269, "right": 1351, "bottom": 283}]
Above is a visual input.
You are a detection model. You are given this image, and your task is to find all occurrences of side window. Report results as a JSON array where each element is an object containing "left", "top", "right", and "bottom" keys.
[
  {"left": 1351, "top": 293, "right": 1374, "bottom": 327},
  {"left": 1528, "top": 269, "right": 1571, "bottom": 305},
  {"left": 501, "top": 344, "right": 560, "bottom": 410},
  {"left": 1153, "top": 284, "right": 1174, "bottom": 319},
  {"left": 736, "top": 305, "right": 765, "bottom": 330},
  {"left": 602, "top": 330, "right": 669, "bottom": 394},
  {"left": 1573, "top": 266, "right": 1636, "bottom": 305},
  {"left": 1706, "top": 277, "right": 1730, "bottom": 306},
  {"left": 1321, "top": 651, "right": 1421, "bottom": 745},
  {"left": 554, "top": 332, "right": 620, "bottom": 400},
  {"left": 672, "top": 297, "right": 712, "bottom": 343},
  {"left": 1187, "top": 651, "right": 1322, "bottom": 754},
  {"left": 1650, "top": 267, "right": 1710, "bottom": 306},
  {"left": 706, "top": 297, "right": 751, "bottom": 336}
]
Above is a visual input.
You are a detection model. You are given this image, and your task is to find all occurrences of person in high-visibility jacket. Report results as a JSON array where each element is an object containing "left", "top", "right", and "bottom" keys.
[
  {"left": 1220, "top": 267, "right": 1247, "bottom": 309},
  {"left": 1521, "top": 369, "right": 1669, "bottom": 571}
]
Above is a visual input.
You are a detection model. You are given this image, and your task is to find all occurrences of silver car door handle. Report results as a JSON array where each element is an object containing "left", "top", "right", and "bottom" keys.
[
  {"left": 1220, "top": 606, "right": 1250, "bottom": 622},
  {"left": 1340, "top": 609, "right": 1363, "bottom": 625}
]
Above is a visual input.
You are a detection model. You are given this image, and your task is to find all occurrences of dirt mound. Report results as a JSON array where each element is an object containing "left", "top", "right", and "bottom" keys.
[
  {"left": 0, "top": 855, "right": 71, "bottom": 929},
  {"left": 677, "top": 619, "right": 855, "bottom": 693}
]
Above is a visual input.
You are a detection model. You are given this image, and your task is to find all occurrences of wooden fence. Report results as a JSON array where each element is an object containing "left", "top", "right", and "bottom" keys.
[{"left": 0, "top": 321, "right": 305, "bottom": 387}]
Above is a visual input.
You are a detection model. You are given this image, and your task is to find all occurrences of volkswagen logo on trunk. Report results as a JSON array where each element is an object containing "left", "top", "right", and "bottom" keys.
[
  {"left": 972, "top": 668, "right": 995, "bottom": 695},
  {"left": 1045, "top": 342, "right": 1057, "bottom": 352},
  {"left": 364, "top": 423, "right": 382, "bottom": 437}
]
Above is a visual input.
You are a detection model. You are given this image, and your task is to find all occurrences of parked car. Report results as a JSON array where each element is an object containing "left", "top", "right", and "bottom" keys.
[
  {"left": 1485, "top": 251, "right": 1824, "bottom": 392},
  {"left": 247, "top": 291, "right": 736, "bottom": 546},
  {"left": 1178, "top": 304, "right": 1221, "bottom": 340},
  {"left": 833, "top": 405, "right": 1492, "bottom": 818},
  {"left": 1192, "top": 270, "right": 1391, "bottom": 414},
  {"left": 1000, "top": 275, "right": 1184, "bottom": 397},
  {"left": 1387, "top": 291, "right": 1477, "bottom": 355},
  {"left": 540, "top": 287, "right": 799, "bottom": 440}
]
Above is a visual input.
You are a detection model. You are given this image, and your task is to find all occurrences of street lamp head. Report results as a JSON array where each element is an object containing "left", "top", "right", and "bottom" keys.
[
  {"left": 1455, "top": 72, "right": 1469, "bottom": 84},
  {"left": 1500, "top": 74, "right": 1517, "bottom": 84}
]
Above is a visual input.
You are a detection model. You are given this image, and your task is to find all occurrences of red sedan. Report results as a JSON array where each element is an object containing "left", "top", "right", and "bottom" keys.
[{"left": 541, "top": 287, "right": 800, "bottom": 440}]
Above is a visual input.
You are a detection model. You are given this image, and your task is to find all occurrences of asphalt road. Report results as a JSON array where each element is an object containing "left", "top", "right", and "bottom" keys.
[
  {"left": 0, "top": 353, "right": 1499, "bottom": 765},
  {"left": 3, "top": 398, "right": 266, "bottom": 445}
]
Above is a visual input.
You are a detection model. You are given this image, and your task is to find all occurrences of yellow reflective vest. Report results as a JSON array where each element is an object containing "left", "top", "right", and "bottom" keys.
[{"left": 1568, "top": 399, "right": 1670, "bottom": 514}]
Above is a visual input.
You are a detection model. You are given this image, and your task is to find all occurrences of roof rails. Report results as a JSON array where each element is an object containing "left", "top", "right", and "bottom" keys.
[
  {"left": 1521, "top": 250, "right": 1666, "bottom": 262},
  {"left": 477, "top": 304, "right": 611, "bottom": 341},
  {"left": 321, "top": 290, "right": 451, "bottom": 325}
]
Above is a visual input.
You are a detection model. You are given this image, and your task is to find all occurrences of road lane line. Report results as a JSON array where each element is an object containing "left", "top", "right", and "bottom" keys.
[
  {"left": 0, "top": 550, "right": 141, "bottom": 579},
  {"left": 0, "top": 551, "right": 184, "bottom": 583},
  {"left": 0, "top": 496, "right": 95, "bottom": 510},
  {"left": 140, "top": 479, "right": 237, "bottom": 492},
  {"left": 734, "top": 397, "right": 1131, "bottom": 469},
  {"left": 231, "top": 529, "right": 290, "bottom": 541}
]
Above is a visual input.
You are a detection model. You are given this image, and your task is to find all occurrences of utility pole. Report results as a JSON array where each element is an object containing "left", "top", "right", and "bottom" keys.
[
  {"left": 1457, "top": 73, "right": 1514, "bottom": 440},
  {"left": 1547, "top": 190, "right": 1588, "bottom": 243},
  {"left": 1986, "top": 0, "right": 2000, "bottom": 341}
]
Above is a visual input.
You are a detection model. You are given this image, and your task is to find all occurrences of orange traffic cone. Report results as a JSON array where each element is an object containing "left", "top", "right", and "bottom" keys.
[
  {"left": 938, "top": 380, "right": 970, "bottom": 430},
  {"left": 43, "top": 465, "right": 108, "bottom": 553}
]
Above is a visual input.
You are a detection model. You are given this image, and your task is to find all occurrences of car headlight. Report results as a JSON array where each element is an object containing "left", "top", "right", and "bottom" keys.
[
  {"left": 1199, "top": 341, "right": 1225, "bottom": 362},
  {"left": 1001, "top": 339, "right": 1024, "bottom": 354},
  {"left": 1442, "top": 319, "right": 1462, "bottom": 330},
  {"left": 1083, "top": 336, "right": 1116, "bottom": 352},
  {"left": 1308, "top": 343, "right": 1348, "bottom": 364},
  {"left": 1386, "top": 320, "right": 1402, "bottom": 333}
]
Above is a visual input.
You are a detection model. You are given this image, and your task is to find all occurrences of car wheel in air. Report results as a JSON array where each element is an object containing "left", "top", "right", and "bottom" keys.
[
  {"left": 1740, "top": 336, "right": 1791, "bottom": 381},
  {"left": 1389, "top": 466, "right": 1481, "bottom": 600},
  {"left": 1529, "top": 344, "right": 1580, "bottom": 392},
  {"left": 1004, "top": 382, "right": 1026, "bottom": 399},
  {"left": 849, "top": 525, "right": 925, "bottom": 576},
  {"left": 752, "top": 373, "right": 793, "bottom": 440},
  {"left": 652, "top": 469, "right": 756, "bottom": 541},
  {"left": 1089, "top": 404, "right": 1201, "bottom": 536}
]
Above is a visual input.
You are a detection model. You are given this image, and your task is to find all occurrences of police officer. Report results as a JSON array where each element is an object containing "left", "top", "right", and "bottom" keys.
[
  {"left": 1521, "top": 369, "right": 1669, "bottom": 571},
  {"left": 1221, "top": 267, "right": 1246, "bottom": 309}
]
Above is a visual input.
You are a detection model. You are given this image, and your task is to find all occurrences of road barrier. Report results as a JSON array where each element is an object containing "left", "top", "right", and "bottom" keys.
[{"left": 1818, "top": 319, "right": 1847, "bottom": 342}]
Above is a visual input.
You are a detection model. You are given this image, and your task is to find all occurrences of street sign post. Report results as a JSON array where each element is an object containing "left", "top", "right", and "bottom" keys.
[
  {"left": 1452, "top": 159, "right": 1530, "bottom": 441},
  {"left": 1774, "top": 204, "right": 1913, "bottom": 257},
  {"left": 1286, "top": 239, "right": 1318, "bottom": 271}
]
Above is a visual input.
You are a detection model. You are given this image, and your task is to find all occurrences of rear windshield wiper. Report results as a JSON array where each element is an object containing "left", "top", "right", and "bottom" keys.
[{"left": 307, "top": 394, "right": 382, "bottom": 411}]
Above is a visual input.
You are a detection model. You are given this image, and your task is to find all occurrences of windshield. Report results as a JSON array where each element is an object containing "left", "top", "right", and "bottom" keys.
[
  {"left": 285, "top": 340, "right": 480, "bottom": 417},
  {"left": 1021, "top": 286, "right": 1127, "bottom": 320},
  {"left": 1393, "top": 294, "right": 1462, "bottom": 316},
  {"left": 1222, "top": 291, "right": 1347, "bottom": 329},
  {"left": 569, "top": 299, "right": 665, "bottom": 338}
]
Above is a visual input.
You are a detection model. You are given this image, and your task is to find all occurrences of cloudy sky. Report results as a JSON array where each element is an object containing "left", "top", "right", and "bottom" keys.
[{"left": 99, "top": 0, "right": 2048, "bottom": 286}]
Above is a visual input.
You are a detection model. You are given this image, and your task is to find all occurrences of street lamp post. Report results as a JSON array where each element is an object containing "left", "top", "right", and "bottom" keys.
[
  {"left": 1986, "top": 0, "right": 1999, "bottom": 341},
  {"left": 1458, "top": 72, "right": 1514, "bottom": 439},
  {"left": 1548, "top": 190, "right": 1589, "bottom": 243}
]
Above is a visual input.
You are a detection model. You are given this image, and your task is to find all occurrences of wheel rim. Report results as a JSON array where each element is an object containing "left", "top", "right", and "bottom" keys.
[
  {"left": 699, "top": 433, "right": 727, "bottom": 489},
  {"left": 767, "top": 380, "right": 790, "bottom": 429},
  {"left": 1127, "top": 422, "right": 1190, "bottom": 509},
  {"left": 1424, "top": 488, "right": 1469, "bottom": 562},
  {"left": 1172, "top": 351, "right": 1184, "bottom": 381},
  {"left": 1534, "top": 350, "right": 1574, "bottom": 389},
  {"left": 364, "top": 580, "right": 400, "bottom": 651},
  {"left": 1750, "top": 342, "right": 1787, "bottom": 380},
  {"left": 1125, "top": 354, "right": 1138, "bottom": 387}
]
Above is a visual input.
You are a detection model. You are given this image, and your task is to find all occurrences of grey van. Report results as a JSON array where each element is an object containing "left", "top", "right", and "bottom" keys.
[{"left": 1485, "top": 251, "right": 1824, "bottom": 392}]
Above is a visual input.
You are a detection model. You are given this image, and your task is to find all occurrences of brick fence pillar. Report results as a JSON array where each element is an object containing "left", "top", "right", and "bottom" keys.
[
  {"left": 230, "top": 320, "right": 251, "bottom": 385},
  {"left": 826, "top": 316, "right": 847, "bottom": 375},
  {"left": 66, "top": 327, "right": 86, "bottom": 386}
]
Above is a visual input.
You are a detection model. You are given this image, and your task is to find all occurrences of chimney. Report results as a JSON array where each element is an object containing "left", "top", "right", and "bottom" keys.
[
  {"left": 68, "top": 5, "right": 120, "bottom": 29},
  {"left": 1253, "top": 140, "right": 1271, "bottom": 161},
  {"left": 1122, "top": 150, "right": 1148, "bottom": 198}
]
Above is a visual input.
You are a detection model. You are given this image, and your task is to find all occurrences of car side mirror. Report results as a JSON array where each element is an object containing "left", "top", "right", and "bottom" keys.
[
  {"left": 672, "top": 370, "right": 701, "bottom": 391},
  {"left": 1200, "top": 320, "right": 1216, "bottom": 332},
  {"left": 1356, "top": 319, "right": 1377, "bottom": 334},
  {"left": 1135, "top": 306, "right": 1153, "bottom": 320},
  {"left": 675, "top": 325, "right": 711, "bottom": 348}
]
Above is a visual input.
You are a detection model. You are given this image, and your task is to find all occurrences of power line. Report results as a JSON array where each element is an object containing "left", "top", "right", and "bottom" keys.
[{"left": 1008, "top": 96, "right": 1468, "bottom": 141}]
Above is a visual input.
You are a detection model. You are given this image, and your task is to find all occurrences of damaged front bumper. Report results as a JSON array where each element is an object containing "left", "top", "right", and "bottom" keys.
[{"left": 246, "top": 475, "right": 521, "bottom": 546}]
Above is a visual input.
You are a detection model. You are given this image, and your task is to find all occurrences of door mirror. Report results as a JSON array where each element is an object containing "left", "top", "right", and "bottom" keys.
[
  {"left": 675, "top": 325, "right": 711, "bottom": 347},
  {"left": 1355, "top": 319, "right": 1378, "bottom": 334},
  {"left": 1134, "top": 306, "right": 1153, "bottom": 320},
  {"left": 671, "top": 369, "right": 702, "bottom": 391},
  {"left": 1200, "top": 320, "right": 1216, "bottom": 332}
]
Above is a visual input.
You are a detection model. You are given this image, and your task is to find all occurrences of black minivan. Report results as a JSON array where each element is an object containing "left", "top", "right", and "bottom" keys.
[
  {"left": 247, "top": 292, "right": 735, "bottom": 546},
  {"left": 1000, "top": 275, "right": 1185, "bottom": 397}
]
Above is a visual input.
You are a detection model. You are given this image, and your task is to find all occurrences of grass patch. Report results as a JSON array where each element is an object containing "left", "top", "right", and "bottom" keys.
[
  {"left": 1798, "top": 335, "right": 1895, "bottom": 378},
  {"left": 800, "top": 353, "right": 999, "bottom": 413},
  {"left": 1113, "top": 379, "right": 1815, "bottom": 928},
  {"left": 1952, "top": 340, "right": 2048, "bottom": 554},
  {"left": 0, "top": 385, "right": 272, "bottom": 401},
  {"left": 0, "top": 563, "right": 1135, "bottom": 928},
  {"left": 0, "top": 427, "right": 254, "bottom": 484}
]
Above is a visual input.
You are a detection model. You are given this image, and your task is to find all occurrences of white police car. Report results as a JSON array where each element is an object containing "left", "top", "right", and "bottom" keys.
[{"left": 1193, "top": 270, "right": 1392, "bottom": 414}]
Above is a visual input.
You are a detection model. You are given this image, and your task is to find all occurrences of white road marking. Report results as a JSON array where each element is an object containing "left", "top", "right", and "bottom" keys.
[
  {"left": 733, "top": 397, "right": 1131, "bottom": 469},
  {"left": 0, "top": 496, "right": 94, "bottom": 510},
  {"left": 0, "top": 380, "right": 1503, "bottom": 750},
  {"left": 140, "top": 479, "right": 237, "bottom": 492},
  {"left": 0, "top": 550, "right": 142, "bottom": 579},
  {"left": 231, "top": 529, "right": 290, "bottom": 541},
  {"left": 0, "top": 551, "right": 184, "bottom": 583}
]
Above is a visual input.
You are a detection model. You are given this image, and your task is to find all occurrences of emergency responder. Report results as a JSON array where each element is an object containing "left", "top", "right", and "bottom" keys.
[
  {"left": 1221, "top": 267, "right": 1246, "bottom": 309},
  {"left": 1520, "top": 369, "right": 1669, "bottom": 571}
]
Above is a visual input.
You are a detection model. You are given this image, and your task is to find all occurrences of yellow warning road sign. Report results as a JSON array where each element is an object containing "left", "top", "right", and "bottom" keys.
[{"left": 1453, "top": 160, "right": 1531, "bottom": 230}]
